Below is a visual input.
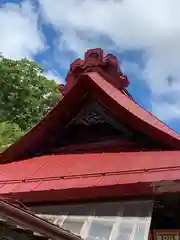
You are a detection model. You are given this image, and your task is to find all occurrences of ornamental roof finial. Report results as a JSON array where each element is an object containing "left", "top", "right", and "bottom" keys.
[{"left": 61, "top": 48, "right": 129, "bottom": 95}]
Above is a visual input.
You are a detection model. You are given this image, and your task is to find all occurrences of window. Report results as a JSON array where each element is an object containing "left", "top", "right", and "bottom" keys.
[{"left": 33, "top": 200, "right": 153, "bottom": 240}]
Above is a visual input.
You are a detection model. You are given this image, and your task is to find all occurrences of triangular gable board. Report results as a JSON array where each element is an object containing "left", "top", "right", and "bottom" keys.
[
  {"left": 29, "top": 100, "right": 170, "bottom": 158},
  {"left": 60, "top": 101, "right": 133, "bottom": 144}
]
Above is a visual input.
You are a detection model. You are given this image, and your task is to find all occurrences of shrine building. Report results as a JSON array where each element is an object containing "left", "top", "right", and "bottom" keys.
[{"left": 0, "top": 48, "right": 180, "bottom": 240}]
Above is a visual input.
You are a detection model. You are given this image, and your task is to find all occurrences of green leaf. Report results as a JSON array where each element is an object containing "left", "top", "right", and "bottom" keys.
[
  {"left": 0, "top": 57, "right": 61, "bottom": 131},
  {"left": 0, "top": 121, "right": 24, "bottom": 151}
]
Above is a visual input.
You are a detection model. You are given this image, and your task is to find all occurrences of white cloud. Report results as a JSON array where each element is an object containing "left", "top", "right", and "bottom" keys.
[
  {"left": 44, "top": 70, "right": 64, "bottom": 83},
  {"left": 0, "top": 1, "right": 44, "bottom": 59},
  {"left": 152, "top": 102, "right": 180, "bottom": 122},
  {"left": 121, "top": 61, "right": 142, "bottom": 78},
  {"left": 39, "top": 0, "right": 180, "bottom": 122}
]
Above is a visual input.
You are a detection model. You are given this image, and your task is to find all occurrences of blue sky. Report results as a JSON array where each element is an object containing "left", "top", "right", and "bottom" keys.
[{"left": 1, "top": 0, "right": 180, "bottom": 132}]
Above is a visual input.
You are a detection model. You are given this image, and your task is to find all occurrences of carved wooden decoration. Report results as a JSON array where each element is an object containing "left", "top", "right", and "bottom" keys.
[
  {"left": 75, "top": 103, "right": 106, "bottom": 126},
  {"left": 74, "top": 101, "right": 132, "bottom": 137},
  {"left": 61, "top": 48, "right": 129, "bottom": 96}
]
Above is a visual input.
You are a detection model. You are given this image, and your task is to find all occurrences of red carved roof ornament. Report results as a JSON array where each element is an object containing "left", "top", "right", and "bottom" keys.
[{"left": 61, "top": 48, "right": 129, "bottom": 95}]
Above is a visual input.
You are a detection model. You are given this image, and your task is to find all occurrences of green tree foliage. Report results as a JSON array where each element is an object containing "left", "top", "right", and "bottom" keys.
[
  {"left": 0, "top": 122, "right": 24, "bottom": 151},
  {"left": 0, "top": 56, "right": 61, "bottom": 151}
]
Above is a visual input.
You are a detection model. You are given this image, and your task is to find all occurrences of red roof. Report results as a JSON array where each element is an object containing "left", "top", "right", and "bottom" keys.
[
  {"left": 86, "top": 71, "right": 180, "bottom": 142},
  {"left": 0, "top": 151, "right": 180, "bottom": 203},
  {"left": 1, "top": 48, "right": 180, "bottom": 203},
  {"left": 1, "top": 50, "right": 180, "bottom": 163}
]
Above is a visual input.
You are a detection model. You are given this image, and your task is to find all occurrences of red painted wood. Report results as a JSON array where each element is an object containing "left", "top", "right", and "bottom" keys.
[
  {"left": 84, "top": 72, "right": 180, "bottom": 147},
  {"left": 50, "top": 139, "right": 148, "bottom": 154},
  {"left": 62, "top": 48, "right": 129, "bottom": 95},
  {"left": 0, "top": 80, "right": 89, "bottom": 163}
]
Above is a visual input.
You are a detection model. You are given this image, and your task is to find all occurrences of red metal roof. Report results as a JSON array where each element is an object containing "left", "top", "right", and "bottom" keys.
[
  {"left": 1, "top": 48, "right": 180, "bottom": 204},
  {"left": 0, "top": 151, "right": 180, "bottom": 203},
  {"left": 1, "top": 49, "right": 180, "bottom": 163},
  {"left": 87, "top": 71, "right": 180, "bottom": 141},
  {"left": 1, "top": 72, "right": 180, "bottom": 164}
]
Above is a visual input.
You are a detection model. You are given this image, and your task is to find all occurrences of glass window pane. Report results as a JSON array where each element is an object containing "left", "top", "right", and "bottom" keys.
[
  {"left": 86, "top": 220, "right": 113, "bottom": 240},
  {"left": 61, "top": 217, "right": 86, "bottom": 235},
  {"left": 116, "top": 221, "right": 134, "bottom": 240},
  {"left": 134, "top": 222, "right": 147, "bottom": 240}
]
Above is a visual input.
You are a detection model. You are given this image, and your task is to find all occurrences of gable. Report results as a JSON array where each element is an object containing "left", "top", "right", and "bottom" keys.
[
  {"left": 26, "top": 99, "right": 173, "bottom": 159},
  {"left": 1, "top": 48, "right": 180, "bottom": 163},
  {"left": 60, "top": 101, "right": 132, "bottom": 144},
  {"left": 46, "top": 101, "right": 132, "bottom": 148}
]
